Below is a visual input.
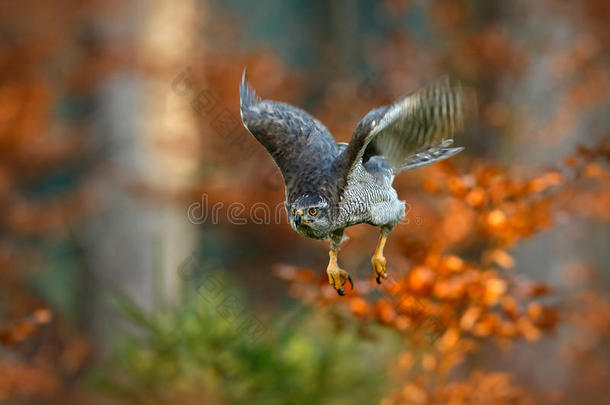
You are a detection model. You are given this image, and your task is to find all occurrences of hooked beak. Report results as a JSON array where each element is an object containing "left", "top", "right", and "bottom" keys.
[{"left": 294, "top": 209, "right": 303, "bottom": 226}]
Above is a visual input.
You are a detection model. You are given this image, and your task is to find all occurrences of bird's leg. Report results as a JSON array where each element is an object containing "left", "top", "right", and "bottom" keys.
[
  {"left": 372, "top": 230, "right": 389, "bottom": 284},
  {"left": 326, "top": 231, "right": 353, "bottom": 296}
]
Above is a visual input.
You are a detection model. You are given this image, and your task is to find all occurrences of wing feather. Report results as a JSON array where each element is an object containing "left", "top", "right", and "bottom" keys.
[
  {"left": 337, "top": 77, "right": 475, "bottom": 179},
  {"left": 239, "top": 70, "right": 339, "bottom": 188}
]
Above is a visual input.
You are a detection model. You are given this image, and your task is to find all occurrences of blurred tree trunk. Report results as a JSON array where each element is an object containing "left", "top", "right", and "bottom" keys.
[
  {"left": 137, "top": 0, "right": 201, "bottom": 303},
  {"left": 82, "top": 0, "right": 202, "bottom": 352}
]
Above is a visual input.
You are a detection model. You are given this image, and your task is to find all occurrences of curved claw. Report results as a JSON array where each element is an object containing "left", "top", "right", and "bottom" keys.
[
  {"left": 327, "top": 267, "right": 354, "bottom": 297},
  {"left": 341, "top": 275, "right": 354, "bottom": 289},
  {"left": 372, "top": 255, "right": 388, "bottom": 284}
]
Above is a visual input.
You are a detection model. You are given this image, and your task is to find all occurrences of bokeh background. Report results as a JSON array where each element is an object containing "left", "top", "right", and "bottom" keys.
[{"left": 1, "top": 1, "right": 609, "bottom": 404}]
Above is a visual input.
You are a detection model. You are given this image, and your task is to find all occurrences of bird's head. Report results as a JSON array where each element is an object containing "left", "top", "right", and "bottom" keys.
[{"left": 287, "top": 194, "right": 331, "bottom": 238}]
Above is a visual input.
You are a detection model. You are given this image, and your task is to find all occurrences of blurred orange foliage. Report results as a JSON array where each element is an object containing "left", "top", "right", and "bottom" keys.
[
  {"left": 277, "top": 139, "right": 609, "bottom": 402},
  {"left": 0, "top": 1, "right": 99, "bottom": 402}
]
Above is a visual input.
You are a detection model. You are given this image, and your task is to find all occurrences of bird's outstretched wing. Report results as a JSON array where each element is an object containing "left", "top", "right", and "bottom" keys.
[
  {"left": 336, "top": 77, "right": 475, "bottom": 180},
  {"left": 240, "top": 71, "right": 339, "bottom": 190}
]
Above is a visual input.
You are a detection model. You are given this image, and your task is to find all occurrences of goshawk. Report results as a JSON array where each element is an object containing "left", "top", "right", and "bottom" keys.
[{"left": 240, "top": 71, "right": 472, "bottom": 295}]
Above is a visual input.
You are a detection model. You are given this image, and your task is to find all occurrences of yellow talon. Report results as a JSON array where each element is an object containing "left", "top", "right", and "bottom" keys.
[
  {"left": 372, "top": 234, "right": 388, "bottom": 283},
  {"left": 326, "top": 250, "right": 353, "bottom": 296}
]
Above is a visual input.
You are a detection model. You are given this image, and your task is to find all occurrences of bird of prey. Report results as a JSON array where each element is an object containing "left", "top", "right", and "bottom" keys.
[{"left": 240, "top": 71, "right": 473, "bottom": 295}]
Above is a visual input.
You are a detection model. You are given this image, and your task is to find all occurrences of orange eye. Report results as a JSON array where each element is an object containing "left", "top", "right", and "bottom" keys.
[
  {"left": 291, "top": 208, "right": 296, "bottom": 215},
  {"left": 309, "top": 208, "right": 318, "bottom": 216}
]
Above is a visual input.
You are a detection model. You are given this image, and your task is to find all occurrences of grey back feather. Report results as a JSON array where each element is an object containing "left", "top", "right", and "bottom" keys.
[{"left": 239, "top": 73, "right": 474, "bottom": 208}]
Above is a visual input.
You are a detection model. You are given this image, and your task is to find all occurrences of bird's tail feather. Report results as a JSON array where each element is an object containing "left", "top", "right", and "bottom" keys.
[{"left": 393, "top": 146, "right": 464, "bottom": 174}]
